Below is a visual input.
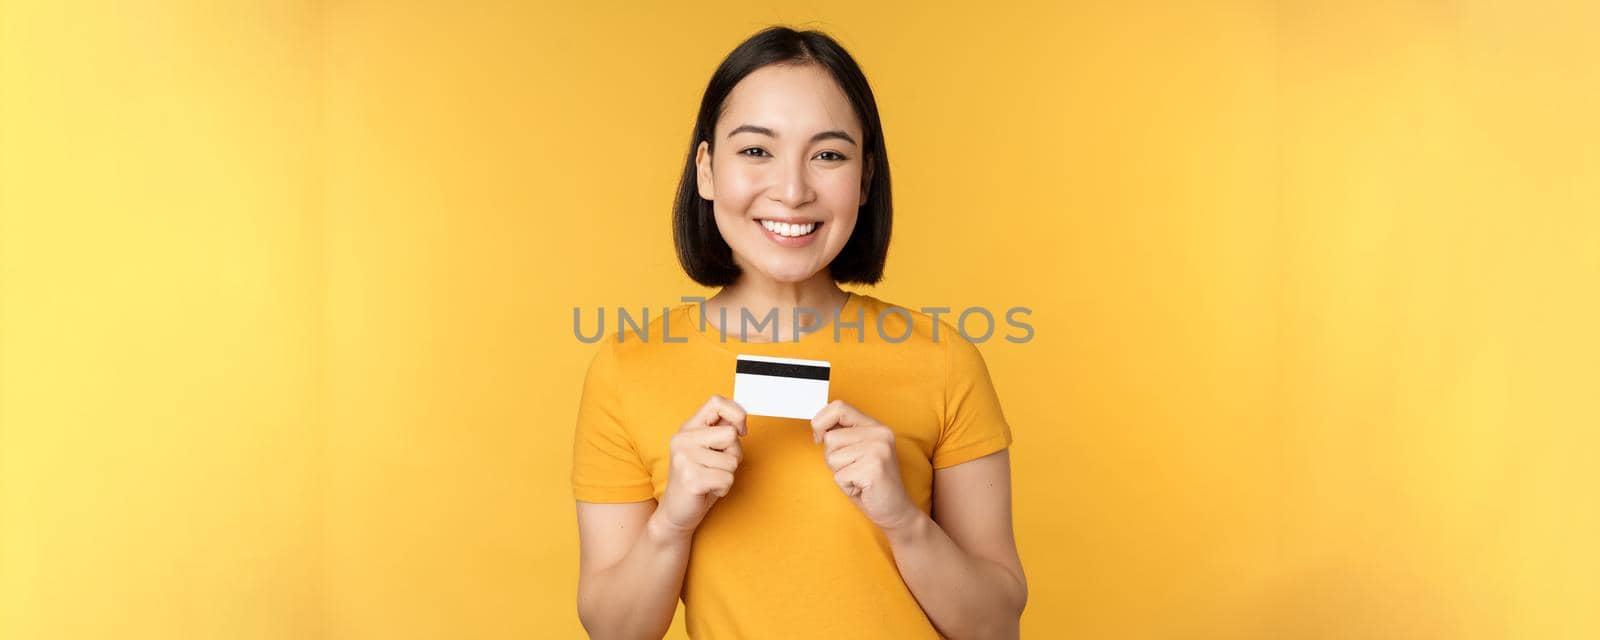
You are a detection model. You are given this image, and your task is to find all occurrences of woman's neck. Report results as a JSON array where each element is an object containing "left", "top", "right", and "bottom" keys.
[{"left": 705, "top": 273, "right": 850, "bottom": 342}]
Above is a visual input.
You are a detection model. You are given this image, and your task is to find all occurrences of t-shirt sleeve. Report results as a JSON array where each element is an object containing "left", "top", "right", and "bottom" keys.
[
  {"left": 571, "top": 342, "right": 656, "bottom": 503},
  {"left": 932, "top": 328, "right": 1015, "bottom": 469}
]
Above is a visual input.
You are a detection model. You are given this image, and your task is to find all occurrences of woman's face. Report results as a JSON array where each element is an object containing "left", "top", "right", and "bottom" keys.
[{"left": 696, "top": 63, "right": 872, "bottom": 284}]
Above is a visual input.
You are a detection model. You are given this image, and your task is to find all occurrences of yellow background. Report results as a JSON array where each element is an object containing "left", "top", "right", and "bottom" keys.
[{"left": 3, "top": 1, "right": 1597, "bottom": 638}]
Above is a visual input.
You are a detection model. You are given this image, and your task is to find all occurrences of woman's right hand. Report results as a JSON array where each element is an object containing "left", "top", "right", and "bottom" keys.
[{"left": 656, "top": 394, "right": 747, "bottom": 536}]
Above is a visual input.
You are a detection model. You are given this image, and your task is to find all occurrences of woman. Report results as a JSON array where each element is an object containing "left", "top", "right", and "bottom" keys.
[{"left": 572, "top": 26, "right": 1026, "bottom": 639}]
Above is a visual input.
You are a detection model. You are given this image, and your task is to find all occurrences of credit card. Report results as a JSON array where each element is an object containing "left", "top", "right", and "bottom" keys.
[{"left": 732, "top": 354, "right": 831, "bottom": 420}]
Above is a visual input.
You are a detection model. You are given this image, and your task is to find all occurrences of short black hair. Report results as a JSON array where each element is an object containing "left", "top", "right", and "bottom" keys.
[{"left": 673, "top": 26, "right": 893, "bottom": 287}]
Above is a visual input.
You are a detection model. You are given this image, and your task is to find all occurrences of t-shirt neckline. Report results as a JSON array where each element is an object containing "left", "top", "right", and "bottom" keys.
[{"left": 684, "top": 291, "right": 862, "bottom": 350}]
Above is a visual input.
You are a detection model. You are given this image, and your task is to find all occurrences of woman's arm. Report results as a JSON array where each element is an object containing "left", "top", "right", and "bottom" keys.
[
  {"left": 575, "top": 500, "right": 693, "bottom": 640},
  {"left": 575, "top": 395, "right": 748, "bottom": 639},
  {"left": 883, "top": 449, "right": 1027, "bottom": 639},
  {"left": 811, "top": 401, "right": 1027, "bottom": 639}
]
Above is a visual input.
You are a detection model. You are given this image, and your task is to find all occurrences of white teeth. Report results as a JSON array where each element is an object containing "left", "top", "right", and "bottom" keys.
[{"left": 760, "top": 219, "right": 817, "bottom": 237}]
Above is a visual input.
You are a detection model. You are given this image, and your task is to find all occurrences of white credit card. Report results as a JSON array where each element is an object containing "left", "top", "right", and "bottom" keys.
[{"left": 732, "top": 354, "right": 831, "bottom": 420}]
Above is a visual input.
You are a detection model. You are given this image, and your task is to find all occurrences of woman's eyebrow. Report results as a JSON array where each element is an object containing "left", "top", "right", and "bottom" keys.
[{"left": 727, "top": 124, "right": 858, "bottom": 146}]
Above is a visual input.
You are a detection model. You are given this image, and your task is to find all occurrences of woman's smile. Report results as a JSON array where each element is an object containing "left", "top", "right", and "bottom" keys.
[{"left": 755, "top": 217, "right": 823, "bottom": 247}]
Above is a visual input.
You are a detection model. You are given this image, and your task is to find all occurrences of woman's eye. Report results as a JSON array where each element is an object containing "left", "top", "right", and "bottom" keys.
[
  {"left": 739, "top": 147, "right": 769, "bottom": 158},
  {"left": 816, "top": 151, "right": 847, "bottom": 161}
]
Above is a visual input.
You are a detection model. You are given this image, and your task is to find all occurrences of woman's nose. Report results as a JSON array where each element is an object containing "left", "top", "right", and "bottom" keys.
[{"left": 768, "top": 157, "right": 814, "bottom": 209}]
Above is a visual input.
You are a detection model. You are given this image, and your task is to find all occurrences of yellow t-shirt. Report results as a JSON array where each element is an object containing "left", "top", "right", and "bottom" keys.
[{"left": 571, "top": 292, "right": 1013, "bottom": 639}]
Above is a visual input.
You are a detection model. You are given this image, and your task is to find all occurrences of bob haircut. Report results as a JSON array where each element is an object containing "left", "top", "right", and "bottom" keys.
[{"left": 673, "top": 26, "right": 893, "bottom": 287}]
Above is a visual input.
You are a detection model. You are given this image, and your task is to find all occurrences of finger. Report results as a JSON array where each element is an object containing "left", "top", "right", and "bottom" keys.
[
  {"left": 820, "top": 426, "right": 868, "bottom": 453},
  {"left": 686, "top": 425, "right": 739, "bottom": 452},
  {"left": 808, "top": 400, "right": 842, "bottom": 442},
  {"left": 834, "top": 465, "right": 866, "bottom": 498},
  {"left": 689, "top": 446, "right": 739, "bottom": 473},
  {"left": 825, "top": 442, "right": 867, "bottom": 472},
  {"left": 680, "top": 394, "right": 745, "bottom": 434},
  {"left": 703, "top": 394, "right": 749, "bottom": 436},
  {"left": 809, "top": 400, "right": 871, "bottom": 443}
]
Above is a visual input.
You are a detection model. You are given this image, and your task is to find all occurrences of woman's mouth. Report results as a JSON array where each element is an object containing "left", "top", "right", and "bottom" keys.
[{"left": 756, "top": 218, "right": 822, "bottom": 248}]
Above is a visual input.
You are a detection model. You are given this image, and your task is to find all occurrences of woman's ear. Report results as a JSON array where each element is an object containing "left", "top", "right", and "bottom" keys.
[
  {"left": 696, "top": 141, "right": 715, "bottom": 201},
  {"left": 859, "top": 153, "right": 874, "bottom": 206}
]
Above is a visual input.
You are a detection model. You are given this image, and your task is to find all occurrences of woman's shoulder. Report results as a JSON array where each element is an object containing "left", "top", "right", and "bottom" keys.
[{"left": 849, "top": 295, "right": 1006, "bottom": 418}]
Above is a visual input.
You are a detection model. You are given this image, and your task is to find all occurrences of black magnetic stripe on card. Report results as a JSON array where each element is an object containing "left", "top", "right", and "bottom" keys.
[{"left": 735, "top": 359, "right": 830, "bottom": 381}]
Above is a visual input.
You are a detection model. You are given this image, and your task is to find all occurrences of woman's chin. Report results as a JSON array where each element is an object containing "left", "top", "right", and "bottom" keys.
[{"left": 746, "top": 262, "right": 823, "bottom": 284}]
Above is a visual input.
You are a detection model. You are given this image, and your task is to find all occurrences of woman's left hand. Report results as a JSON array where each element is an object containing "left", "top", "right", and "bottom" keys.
[{"left": 811, "top": 400, "right": 920, "bottom": 531}]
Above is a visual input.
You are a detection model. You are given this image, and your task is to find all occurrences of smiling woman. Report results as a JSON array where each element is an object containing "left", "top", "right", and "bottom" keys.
[
  {"left": 673, "top": 32, "right": 893, "bottom": 291},
  {"left": 571, "top": 26, "right": 1026, "bottom": 640}
]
